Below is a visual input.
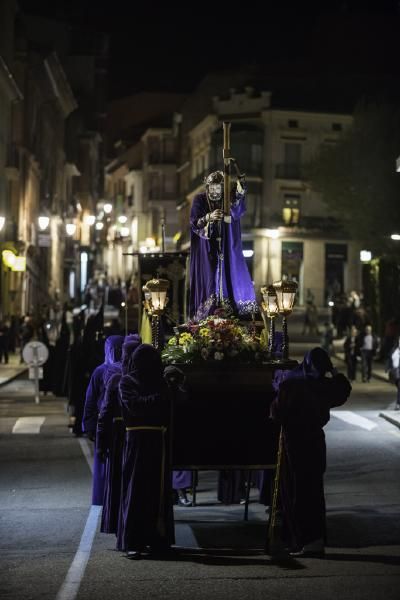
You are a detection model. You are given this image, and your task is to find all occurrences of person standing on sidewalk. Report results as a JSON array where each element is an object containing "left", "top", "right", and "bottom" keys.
[
  {"left": 359, "top": 325, "right": 379, "bottom": 383},
  {"left": 388, "top": 338, "right": 400, "bottom": 410},
  {"left": 344, "top": 325, "right": 361, "bottom": 381}
]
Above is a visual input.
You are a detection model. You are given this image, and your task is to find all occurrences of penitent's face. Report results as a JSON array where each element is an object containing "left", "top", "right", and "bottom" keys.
[{"left": 208, "top": 183, "right": 223, "bottom": 202}]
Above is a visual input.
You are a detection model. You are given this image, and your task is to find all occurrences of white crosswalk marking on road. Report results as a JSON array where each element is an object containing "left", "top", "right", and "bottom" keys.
[
  {"left": 12, "top": 416, "right": 45, "bottom": 434},
  {"left": 331, "top": 410, "right": 377, "bottom": 431}
]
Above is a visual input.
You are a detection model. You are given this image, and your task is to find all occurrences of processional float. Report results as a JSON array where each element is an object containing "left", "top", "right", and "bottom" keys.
[{"left": 128, "top": 122, "right": 298, "bottom": 554}]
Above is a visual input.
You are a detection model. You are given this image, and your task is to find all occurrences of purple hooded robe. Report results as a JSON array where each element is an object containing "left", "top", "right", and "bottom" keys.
[
  {"left": 189, "top": 190, "right": 257, "bottom": 321},
  {"left": 270, "top": 347, "right": 352, "bottom": 550},
  {"left": 96, "top": 335, "right": 142, "bottom": 534},
  {"left": 117, "top": 344, "right": 175, "bottom": 553},
  {"left": 82, "top": 335, "right": 124, "bottom": 505}
]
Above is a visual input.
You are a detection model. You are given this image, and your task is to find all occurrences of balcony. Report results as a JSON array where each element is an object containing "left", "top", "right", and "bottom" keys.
[{"left": 275, "top": 164, "right": 303, "bottom": 180}]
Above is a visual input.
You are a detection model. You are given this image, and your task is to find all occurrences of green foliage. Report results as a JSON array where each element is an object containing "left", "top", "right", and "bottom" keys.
[{"left": 306, "top": 102, "right": 400, "bottom": 254}]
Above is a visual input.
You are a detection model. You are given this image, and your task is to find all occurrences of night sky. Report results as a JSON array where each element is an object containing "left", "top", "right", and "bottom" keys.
[{"left": 19, "top": 0, "right": 400, "bottom": 101}]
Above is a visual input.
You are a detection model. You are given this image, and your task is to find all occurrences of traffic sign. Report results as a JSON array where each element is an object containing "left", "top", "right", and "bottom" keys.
[{"left": 22, "top": 341, "right": 49, "bottom": 366}]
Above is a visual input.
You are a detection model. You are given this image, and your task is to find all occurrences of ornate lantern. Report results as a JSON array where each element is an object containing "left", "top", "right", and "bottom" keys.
[
  {"left": 273, "top": 279, "right": 298, "bottom": 360},
  {"left": 261, "top": 285, "right": 280, "bottom": 356},
  {"left": 145, "top": 278, "right": 170, "bottom": 350}
]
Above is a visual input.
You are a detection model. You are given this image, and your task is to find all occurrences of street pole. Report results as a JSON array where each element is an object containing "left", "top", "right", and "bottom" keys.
[{"left": 32, "top": 344, "right": 40, "bottom": 405}]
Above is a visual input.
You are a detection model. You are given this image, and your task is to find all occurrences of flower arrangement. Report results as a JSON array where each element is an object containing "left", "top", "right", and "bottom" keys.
[{"left": 161, "top": 309, "right": 268, "bottom": 365}]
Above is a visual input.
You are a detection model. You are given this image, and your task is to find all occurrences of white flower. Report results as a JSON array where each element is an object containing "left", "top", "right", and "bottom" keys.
[{"left": 214, "top": 351, "right": 224, "bottom": 361}]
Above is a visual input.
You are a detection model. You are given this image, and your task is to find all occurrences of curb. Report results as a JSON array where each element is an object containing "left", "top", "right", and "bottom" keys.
[
  {"left": 0, "top": 367, "right": 28, "bottom": 387},
  {"left": 379, "top": 412, "right": 400, "bottom": 430}
]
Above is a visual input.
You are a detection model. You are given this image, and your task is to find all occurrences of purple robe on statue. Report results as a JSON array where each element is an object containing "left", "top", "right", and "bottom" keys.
[
  {"left": 82, "top": 335, "right": 124, "bottom": 505},
  {"left": 189, "top": 190, "right": 257, "bottom": 321}
]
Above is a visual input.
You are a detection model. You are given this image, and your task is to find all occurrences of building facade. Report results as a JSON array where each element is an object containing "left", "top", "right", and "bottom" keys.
[{"left": 177, "top": 87, "right": 361, "bottom": 307}]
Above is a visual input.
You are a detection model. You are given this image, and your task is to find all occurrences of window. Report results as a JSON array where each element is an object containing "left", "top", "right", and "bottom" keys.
[
  {"left": 164, "top": 138, "right": 175, "bottom": 162},
  {"left": 282, "top": 194, "right": 301, "bottom": 225},
  {"left": 332, "top": 123, "right": 342, "bottom": 131},
  {"left": 284, "top": 143, "right": 301, "bottom": 165},
  {"left": 164, "top": 173, "right": 175, "bottom": 195},
  {"left": 251, "top": 144, "right": 262, "bottom": 166},
  {"left": 288, "top": 119, "right": 298, "bottom": 128},
  {"left": 149, "top": 172, "right": 161, "bottom": 199}
]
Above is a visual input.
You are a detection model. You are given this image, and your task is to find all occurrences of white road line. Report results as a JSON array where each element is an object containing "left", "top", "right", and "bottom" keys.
[
  {"left": 12, "top": 416, "right": 45, "bottom": 434},
  {"left": 78, "top": 438, "right": 94, "bottom": 474},
  {"left": 55, "top": 436, "right": 98, "bottom": 600},
  {"left": 55, "top": 505, "right": 101, "bottom": 600},
  {"left": 331, "top": 410, "right": 377, "bottom": 431}
]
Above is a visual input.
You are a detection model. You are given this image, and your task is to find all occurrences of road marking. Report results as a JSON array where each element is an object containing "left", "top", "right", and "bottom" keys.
[
  {"left": 12, "top": 416, "right": 45, "bottom": 434},
  {"left": 331, "top": 410, "right": 377, "bottom": 431},
  {"left": 78, "top": 438, "right": 94, "bottom": 474},
  {"left": 55, "top": 436, "right": 98, "bottom": 600},
  {"left": 55, "top": 505, "right": 101, "bottom": 600}
]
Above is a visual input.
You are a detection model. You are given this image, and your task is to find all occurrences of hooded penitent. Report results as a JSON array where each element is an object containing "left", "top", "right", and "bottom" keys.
[
  {"left": 270, "top": 347, "right": 352, "bottom": 551},
  {"left": 96, "top": 333, "right": 142, "bottom": 534},
  {"left": 117, "top": 343, "right": 174, "bottom": 553},
  {"left": 82, "top": 334, "right": 124, "bottom": 505}
]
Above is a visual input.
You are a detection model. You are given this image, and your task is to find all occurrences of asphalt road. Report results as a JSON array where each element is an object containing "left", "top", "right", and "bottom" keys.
[{"left": 0, "top": 369, "right": 399, "bottom": 600}]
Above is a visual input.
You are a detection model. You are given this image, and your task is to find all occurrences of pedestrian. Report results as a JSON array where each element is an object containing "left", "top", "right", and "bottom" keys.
[
  {"left": 97, "top": 334, "right": 142, "bottom": 534},
  {"left": 271, "top": 347, "right": 352, "bottom": 557},
  {"left": 302, "top": 301, "right": 319, "bottom": 336},
  {"left": 82, "top": 335, "right": 124, "bottom": 505},
  {"left": 117, "top": 344, "right": 175, "bottom": 559},
  {"left": 359, "top": 324, "right": 379, "bottom": 383},
  {"left": 0, "top": 320, "right": 10, "bottom": 364},
  {"left": 320, "top": 322, "right": 334, "bottom": 356},
  {"left": 343, "top": 325, "right": 361, "bottom": 381},
  {"left": 388, "top": 338, "right": 400, "bottom": 410},
  {"left": 20, "top": 315, "right": 34, "bottom": 362}
]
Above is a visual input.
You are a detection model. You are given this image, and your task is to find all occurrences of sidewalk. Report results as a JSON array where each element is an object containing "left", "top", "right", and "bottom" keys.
[{"left": 0, "top": 353, "right": 28, "bottom": 386}]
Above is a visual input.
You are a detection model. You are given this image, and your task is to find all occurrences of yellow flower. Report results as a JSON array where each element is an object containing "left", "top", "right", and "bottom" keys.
[
  {"left": 179, "top": 332, "right": 193, "bottom": 346},
  {"left": 199, "top": 328, "right": 210, "bottom": 337}
]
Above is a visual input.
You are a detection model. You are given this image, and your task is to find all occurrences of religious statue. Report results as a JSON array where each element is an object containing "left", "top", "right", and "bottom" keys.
[{"left": 189, "top": 139, "right": 257, "bottom": 321}]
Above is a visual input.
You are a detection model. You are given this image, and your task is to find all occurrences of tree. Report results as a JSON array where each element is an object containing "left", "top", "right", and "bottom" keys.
[{"left": 306, "top": 102, "right": 400, "bottom": 256}]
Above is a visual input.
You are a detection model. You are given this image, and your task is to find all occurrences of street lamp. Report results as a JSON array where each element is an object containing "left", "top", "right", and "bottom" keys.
[
  {"left": 145, "top": 278, "right": 170, "bottom": 350},
  {"left": 261, "top": 285, "right": 280, "bottom": 357},
  {"left": 273, "top": 279, "right": 298, "bottom": 361},
  {"left": 38, "top": 216, "right": 50, "bottom": 231},
  {"left": 84, "top": 214, "right": 96, "bottom": 226},
  {"left": 65, "top": 222, "right": 76, "bottom": 237}
]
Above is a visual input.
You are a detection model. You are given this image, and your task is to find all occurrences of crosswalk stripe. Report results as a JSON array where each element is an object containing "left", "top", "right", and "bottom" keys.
[
  {"left": 331, "top": 410, "right": 377, "bottom": 431},
  {"left": 12, "top": 416, "right": 45, "bottom": 434}
]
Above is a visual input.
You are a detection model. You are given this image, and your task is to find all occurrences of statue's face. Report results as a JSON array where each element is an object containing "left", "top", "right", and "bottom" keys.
[{"left": 208, "top": 183, "right": 222, "bottom": 202}]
